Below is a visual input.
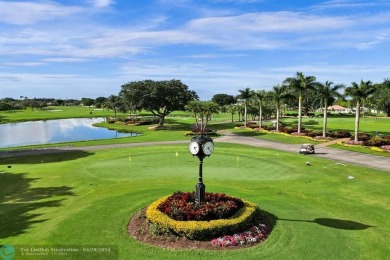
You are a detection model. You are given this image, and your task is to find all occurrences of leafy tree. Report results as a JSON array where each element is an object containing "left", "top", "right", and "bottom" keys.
[
  {"left": 316, "top": 81, "right": 344, "bottom": 137},
  {"left": 344, "top": 80, "right": 376, "bottom": 142},
  {"left": 94, "top": 97, "right": 107, "bottom": 108},
  {"left": 54, "top": 99, "right": 65, "bottom": 106},
  {"left": 283, "top": 72, "right": 317, "bottom": 134},
  {"left": 237, "top": 87, "right": 254, "bottom": 127},
  {"left": 369, "top": 79, "right": 390, "bottom": 117},
  {"left": 120, "top": 79, "right": 198, "bottom": 127},
  {"left": 211, "top": 94, "right": 235, "bottom": 111},
  {"left": 81, "top": 98, "right": 95, "bottom": 107}
]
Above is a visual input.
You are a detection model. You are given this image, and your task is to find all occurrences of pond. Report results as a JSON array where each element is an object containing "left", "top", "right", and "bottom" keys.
[{"left": 0, "top": 118, "right": 138, "bottom": 148}]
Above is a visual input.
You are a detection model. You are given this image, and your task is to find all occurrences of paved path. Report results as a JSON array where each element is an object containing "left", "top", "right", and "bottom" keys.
[
  {"left": 214, "top": 133, "right": 390, "bottom": 172},
  {"left": 1, "top": 135, "right": 389, "bottom": 172}
]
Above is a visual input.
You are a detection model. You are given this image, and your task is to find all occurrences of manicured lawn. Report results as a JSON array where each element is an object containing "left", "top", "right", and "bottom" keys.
[
  {"left": 280, "top": 116, "right": 390, "bottom": 136},
  {"left": 0, "top": 106, "right": 118, "bottom": 123},
  {"left": 1, "top": 143, "right": 389, "bottom": 259}
]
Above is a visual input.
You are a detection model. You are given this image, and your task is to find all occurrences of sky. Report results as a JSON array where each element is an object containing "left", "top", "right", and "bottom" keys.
[{"left": 1, "top": 0, "right": 390, "bottom": 100}]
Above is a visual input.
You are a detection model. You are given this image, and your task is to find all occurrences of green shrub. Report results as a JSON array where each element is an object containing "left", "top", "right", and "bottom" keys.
[
  {"left": 332, "top": 131, "right": 351, "bottom": 138},
  {"left": 307, "top": 131, "right": 322, "bottom": 137},
  {"left": 304, "top": 120, "right": 319, "bottom": 125},
  {"left": 364, "top": 137, "right": 390, "bottom": 147}
]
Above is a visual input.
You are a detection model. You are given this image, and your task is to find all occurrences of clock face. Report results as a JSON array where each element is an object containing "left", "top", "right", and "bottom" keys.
[
  {"left": 202, "top": 141, "right": 214, "bottom": 155},
  {"left": 189, "top": 141, "right": 200, "bottom": 155}
]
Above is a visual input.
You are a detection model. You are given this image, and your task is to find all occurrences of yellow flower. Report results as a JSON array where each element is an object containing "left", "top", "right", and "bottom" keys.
[{"left": 371, "top": 146, "right": 383, "bottom": 152}]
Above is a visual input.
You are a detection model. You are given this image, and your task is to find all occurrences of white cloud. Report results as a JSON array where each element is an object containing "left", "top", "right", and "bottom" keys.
[
  {"left": 0, "top": 1, "right": 82, "bottom": 25},
  {"left": 310, "top": 0, "right": 381, "bottom": 11},
  {"left": 88, "top": 0, "right": 115, "bottom": 8}
]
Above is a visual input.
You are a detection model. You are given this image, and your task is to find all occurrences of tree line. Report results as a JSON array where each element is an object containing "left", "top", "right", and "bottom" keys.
[{"left": 1, "top": 73, "right": 389, "bottom": 141}]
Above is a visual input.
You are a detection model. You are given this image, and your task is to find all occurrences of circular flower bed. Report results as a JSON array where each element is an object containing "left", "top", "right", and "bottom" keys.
[{"left": 145, "top": 192, "right": 263, "bottom": 240}]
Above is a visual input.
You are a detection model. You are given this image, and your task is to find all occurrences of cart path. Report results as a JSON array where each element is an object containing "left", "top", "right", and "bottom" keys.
[{"left": 1, "top": 134, "right": 389, "bottom": 172}]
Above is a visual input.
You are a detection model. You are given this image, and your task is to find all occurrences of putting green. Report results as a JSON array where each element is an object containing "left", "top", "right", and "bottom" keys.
[{"left": 1, "top": 143, "right": 389, "bottom": 259}]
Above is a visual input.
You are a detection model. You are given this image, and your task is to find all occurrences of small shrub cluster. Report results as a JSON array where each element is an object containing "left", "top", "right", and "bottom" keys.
[
  {"left": 341, "top": 133, "right": 390, "bottom": 150},
  {"left": 261, "top": 125, "right": 276, "bottom": 131},
  {"left": 307, "top": 131, "right": 323, "bottom": 137},
  {"left": 285, "top": 112, "right": 298, "bottom": 117},
  {"left": 304, "top": 120, "right": 319, "bottom": 125},
  {"left": 191, "top": 128, "right": 215, "bottom": 134},
  {"left": 236, "top": 122, "right": 258, "bottom": 129},
  {"left": 331, "top": 130, "right": 351, "bottom": 138},
  {"left": 157, "top": 192, "right": 244, "bottom": 221},
  {"left": 352, "top": 133, "right": 371, "bottom": 142},
  {"left": 365, "top": 137, "right": 390, "bottom": 147},
  {"left": 107, "top": 116, "right": 159, "bottom": 125},
  {"left": 211, "top": 223, "right": 269, "bottom": 247}
]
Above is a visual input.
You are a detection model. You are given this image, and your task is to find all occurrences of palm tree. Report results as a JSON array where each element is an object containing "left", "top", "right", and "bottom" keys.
[
  {"left": 253, "top": 90, "right": 266, "bottom": 128},
  {"left": 202, "top": 101, "right": 220, "bottom": 132},
  {"left": 185, "top": 100, "right": 203, "bottom": 131},
  {"left": 238, "top": 87, "right": 253, "bottom": 127},
  {"left": 105, "top": 95, "right": 120, "bottom": 118},
  {"left": 225, "top": 104, "right": 237, "bottom": 122},
  {"left": 344, "top": 80, "right": 376, "bottom": 142},
  {"left": 283, "top": 72, "right": 317, "bottom": 134},
  {"left": 267, "top": 85, "right": 291, "bottom": 132},
  {"left": 185, "top": 101, "right": 220, "bottom": 133},
  {"left": 316, "top": 81, "right": 344, "bottom": 137}
]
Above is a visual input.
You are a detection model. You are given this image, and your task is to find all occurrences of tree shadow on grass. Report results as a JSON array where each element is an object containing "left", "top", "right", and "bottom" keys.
[
  {"left": 278, "top": 217, "right": 373, "bottom": 230},
  {"left": 0, "top": 171, "right": 75, "bottom": 239},
  {"left": 0, "top": 150, "right": 94, "bottom": 165}
]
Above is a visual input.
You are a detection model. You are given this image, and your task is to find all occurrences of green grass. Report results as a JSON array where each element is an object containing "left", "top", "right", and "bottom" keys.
[
  {"left": 280, "top": 116, "right": 390, "bottom": 136},
  {"left": 0, "top": 106, "right": 118, "bottom": 123},
  {"left": 1, "top": 143, "right": 389, "bottom": 259}
]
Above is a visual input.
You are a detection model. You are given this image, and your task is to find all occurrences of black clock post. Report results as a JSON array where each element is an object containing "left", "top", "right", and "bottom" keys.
[{"left": 188, "top": 135, "right": 214, "bottom": 204}]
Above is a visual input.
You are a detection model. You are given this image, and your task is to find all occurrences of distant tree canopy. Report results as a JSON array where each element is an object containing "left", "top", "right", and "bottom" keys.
[
  {"left": 369, "top": 79, "right": 390, "bottom": 117},
  {"left": 81, "top": 98, "right": 95, "bottom": 107},
  {"left": 211, "top": 94, "right": 235, "bottom": 107},
  {"left": 94, "top": 97, "right": 107, "bottom": 108},
  {"left": 119, "top": 79, "right": 198, "bottom": 127}
]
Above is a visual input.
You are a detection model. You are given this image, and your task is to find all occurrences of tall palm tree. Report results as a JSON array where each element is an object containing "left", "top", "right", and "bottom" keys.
[
  {"left": 202, "top": 101, "right": 220, "bottom": 132},
  {"left": 185, "top": 100, "right": 203, "bottom": 131},
  {"left": 253, "top": 90, "right": 266, "bottom": 128},
  {"left": 267, "top": 85, "right": 291, "bottom": 132},
  {"left": 344, "top": 80, "right": 376, "bottom": 142},
  {"left": 105, "top": 95, "right": 120, "bottom": 118},
  {"left": 185, "top": 101, "right": 220, "bottom": 133},
  {"left": 283, "top": 72, "right": 317, "bottom": 134},
  {"left": 225, "top": 104, "right": 237, "bottom": 122},
  {"left": 316, "top": 81, "right": 344, "bottom": 137},
  {"left": 238, "top": 87, "right": 253, "bottom": 127}
]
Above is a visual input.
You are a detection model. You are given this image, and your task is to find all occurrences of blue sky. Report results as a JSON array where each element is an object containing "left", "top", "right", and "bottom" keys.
[{"left": 1, "top": 0, "right": 389, "bottom": 100}]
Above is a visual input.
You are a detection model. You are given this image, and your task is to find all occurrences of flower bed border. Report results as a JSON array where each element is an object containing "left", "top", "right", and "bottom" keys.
[{"left": 146, "top": 195, "right": 260, "bottom": 240}]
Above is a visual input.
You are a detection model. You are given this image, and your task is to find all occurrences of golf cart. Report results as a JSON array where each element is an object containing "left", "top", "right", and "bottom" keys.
[{"left": 299, "top": 144, "right": 315, "bottom": 154}]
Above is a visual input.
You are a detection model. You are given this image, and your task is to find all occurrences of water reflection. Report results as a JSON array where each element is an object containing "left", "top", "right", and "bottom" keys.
[{"left": 0, "top": 118, "right": 137, "bottom": 148}]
